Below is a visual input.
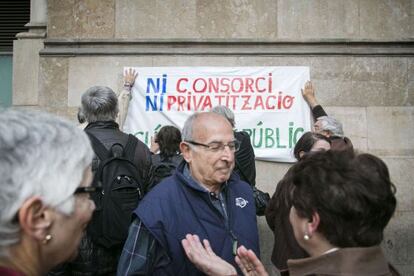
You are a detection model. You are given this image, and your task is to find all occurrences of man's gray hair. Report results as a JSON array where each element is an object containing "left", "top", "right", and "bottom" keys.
[
  {"left": 318, "top": 116, "right": 344, "bottom": 138},
  {"left": 211, "top": 105, "right": 235, "bottom": 127},
  {"left": 181, "top": 112, "right": 202, "bottom": 141},
  {"left": 81, "top": 86, "right": 119, "bottom": 123},
  {"left": 0, "top": 109, "right": 93, "bottom": 256}
]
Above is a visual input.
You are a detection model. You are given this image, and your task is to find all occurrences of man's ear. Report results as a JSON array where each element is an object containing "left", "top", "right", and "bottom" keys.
[
  {"left": 306, "top": 211, "right": 320, "bottom": 236},
  {"left": 18, "top": 197, "right": 52, "bottom": 242},
  {"left": 180, "top": 142, "right": 192, "bottom": 163}
]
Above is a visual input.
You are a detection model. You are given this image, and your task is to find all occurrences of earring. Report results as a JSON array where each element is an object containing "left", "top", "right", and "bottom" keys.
[
  {"left": 42, "top": 234, "right": 52, "bottom": 244},
  {"left": 304, "top": 233, "right": 310, "bottom": 241}
]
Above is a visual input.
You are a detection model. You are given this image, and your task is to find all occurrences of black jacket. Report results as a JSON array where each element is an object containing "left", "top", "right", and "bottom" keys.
[
  {"left": 85, "top": 121, "right": 153, "bottom": 190},
  {"left": 265, "top": 167, "right": 308, "bottom": 271},
  {"left": 234, "top": 131, "right": 256, "bottom": 187}
]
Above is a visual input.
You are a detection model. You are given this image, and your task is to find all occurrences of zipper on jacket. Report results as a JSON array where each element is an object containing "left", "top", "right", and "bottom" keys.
[
  {"left": 230, "top": 230, "right": 238, "bottom": 256},
  {"left": 226, "top": 185, "right": 239, "bottom": 256},
  {"left": 195, "top": 180, "right": 240, "bottom": 258}
]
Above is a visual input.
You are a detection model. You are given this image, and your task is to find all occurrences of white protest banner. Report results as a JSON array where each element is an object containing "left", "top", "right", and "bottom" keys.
[{"left": 123, "top": 67, "right": 311, "bottom": 162}]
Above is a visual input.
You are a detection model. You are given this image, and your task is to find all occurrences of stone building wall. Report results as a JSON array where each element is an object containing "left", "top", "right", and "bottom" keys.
[{"left": 13, "top": 0, "right": 414, "bottom": 274}]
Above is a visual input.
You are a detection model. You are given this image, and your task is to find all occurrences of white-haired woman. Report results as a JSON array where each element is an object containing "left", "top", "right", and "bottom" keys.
[{"left": 0, "top": 109, "right": 96, "bottom": 275}]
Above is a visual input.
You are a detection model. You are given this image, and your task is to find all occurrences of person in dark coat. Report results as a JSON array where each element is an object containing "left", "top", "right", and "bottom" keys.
[
  {"left": 211, "top": 105, "right": 256, "bottom": 187},
  {"left": 211, "top": 106, "right": 271, "bottom": 217},
  {"left": 149, "top": 125, "right": 183, "bottom": 166},
  {"left": 265, "top": 132, "right": 331, "bottom": 272},
  {"left": 147, "top": 125, "right": 183, "bottom": 191},
  {"left": 117, "top": 112, "right": 259, "bottom": 275},
  {"left": 49, "top": 86, "right": 152, "bottom": 276}
]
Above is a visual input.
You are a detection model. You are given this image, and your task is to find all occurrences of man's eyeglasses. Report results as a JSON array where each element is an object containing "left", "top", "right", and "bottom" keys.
[
  {"left": 185, "top": 140, "right": 241, "bottom": 152},
  {"left": 12, "top": 186, "right": 101, "bottom": 223}
]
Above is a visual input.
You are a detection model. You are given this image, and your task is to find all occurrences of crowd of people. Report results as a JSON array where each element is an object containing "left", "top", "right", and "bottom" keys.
[{"left": 0, "top": 72, "right": 400, "bottom": 276}]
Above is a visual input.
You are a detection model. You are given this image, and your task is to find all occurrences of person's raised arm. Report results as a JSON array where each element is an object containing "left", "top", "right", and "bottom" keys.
[
  {"left": 117, "top": 68, "right": 138, "bottom": 130},
  {"left": 301, "top": 81, "right": 318, "bottom": 109},
  {"left": 301, "top": 81, "right": 327, "bottom": 120}
]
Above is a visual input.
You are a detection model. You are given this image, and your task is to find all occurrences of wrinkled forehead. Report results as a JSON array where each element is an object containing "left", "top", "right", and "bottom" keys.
[
  {"left": 312, "top": 139, "right": 331, "bottom": 151},
  {"left": 193, "top": 114, "right": 234, "bottom": 142}
]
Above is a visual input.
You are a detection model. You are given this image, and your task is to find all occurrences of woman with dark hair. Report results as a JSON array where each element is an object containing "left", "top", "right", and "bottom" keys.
[
  {"left": 284, "top": 151, "right": 397, "bottom": 275},
  {"left": 265, "top": 131, "right": 331, "bottom": 272},
  {"left": 151, "top": 125, "right": 182, "bottom": 159},
  {"left": 293, "top": 132, "right": 331, "bottom": 160},
  {"left": 148, "top": 125, "right": 183, "bottom": 191}
]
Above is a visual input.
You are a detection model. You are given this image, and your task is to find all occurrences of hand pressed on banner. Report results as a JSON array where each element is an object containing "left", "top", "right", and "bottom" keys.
[
  {"left": 124, "top": 68, "right": 138, "bottom": 89},
  {"left": 301, "top": 81, "right": 318, "bottom": 109}
]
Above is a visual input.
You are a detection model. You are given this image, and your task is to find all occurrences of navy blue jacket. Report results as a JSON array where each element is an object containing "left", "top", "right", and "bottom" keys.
[{"left": 135, "top": 162, "right": 260, "bottom": 275}]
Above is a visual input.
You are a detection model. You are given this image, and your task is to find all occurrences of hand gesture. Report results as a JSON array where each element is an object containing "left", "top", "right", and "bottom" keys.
[
  {"left": 235, "top": 246, "right": 268, "bottom": 276},
  {"left": 182, "top": 234, "right": 237, "bottom": 276},
  {"left": 301, "top": 81, "right": 318, "bottom": 108},
  {"left": 124, "top": 68, "right": 138, "bottom": 88}
]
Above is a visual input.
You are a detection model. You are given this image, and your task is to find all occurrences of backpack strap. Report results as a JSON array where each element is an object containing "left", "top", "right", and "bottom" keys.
[
  {"left": 123, "top": 134, "right": 138, "bottom": 162},
  {"left": 85, "top": 131, "right": 110, "bottom": 161}
]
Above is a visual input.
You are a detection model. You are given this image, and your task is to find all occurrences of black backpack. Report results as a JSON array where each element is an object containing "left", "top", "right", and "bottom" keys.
[
  {"left": 86, "top": 132, "right": 144, "bottom": 248},
  {"left": 147, "top": 155, "right": 182, "bottom": 192}
]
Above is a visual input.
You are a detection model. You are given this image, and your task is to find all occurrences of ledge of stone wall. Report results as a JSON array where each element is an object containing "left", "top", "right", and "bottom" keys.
[{"left": 40, "top": 39, "right": 414, "bottom": 57}]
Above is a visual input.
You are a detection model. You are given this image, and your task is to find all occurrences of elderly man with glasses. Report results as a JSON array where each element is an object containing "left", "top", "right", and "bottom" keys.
[{"left": 117, "top": 112, "right": 260, "bottom": 275}]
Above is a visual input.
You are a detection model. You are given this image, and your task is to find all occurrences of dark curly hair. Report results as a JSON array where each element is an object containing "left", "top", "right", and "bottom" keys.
[{"left": 290, "top": 151, "right": 396, "bottom": 248}]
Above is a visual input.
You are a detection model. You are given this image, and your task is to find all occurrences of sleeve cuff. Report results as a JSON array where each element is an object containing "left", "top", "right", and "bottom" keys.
[{"left": 312, "top": 105, "right": 328, "bottom": 119}]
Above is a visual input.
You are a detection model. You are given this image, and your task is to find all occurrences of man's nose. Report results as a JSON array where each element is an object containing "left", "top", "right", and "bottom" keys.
[{"left": 220, "top": 145, "right": 234, "bottom": 161}]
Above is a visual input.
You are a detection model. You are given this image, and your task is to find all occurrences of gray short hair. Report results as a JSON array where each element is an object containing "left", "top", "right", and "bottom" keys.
[
  {"left": 318, "top": 116, "right": 344, "bottom": 137},
  {"left": 211, "top": 105, "right": 235, "bottom": 127},
  {"left": 182, "top": 112, "right": 201, "bottom": 141},
  {"left": 81, "top": 86, "right": 119, "bottom": 123},
  {"left": 0, "top": 109, "right": 93, "bottom": 256}
]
